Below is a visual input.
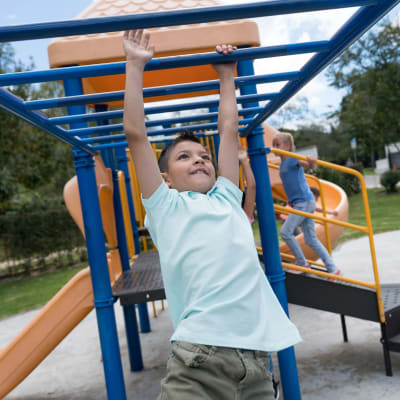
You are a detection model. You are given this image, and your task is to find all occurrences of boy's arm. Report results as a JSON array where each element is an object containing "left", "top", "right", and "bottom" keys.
[
  {"left": 239, "top": 146, "right": 256, "bottom": 220},
  {"left": 123, "top": 30, "right": 163, "bottom": 199},
  {"left": 212, "top": 45, "right": 239, "bottom": 186}
]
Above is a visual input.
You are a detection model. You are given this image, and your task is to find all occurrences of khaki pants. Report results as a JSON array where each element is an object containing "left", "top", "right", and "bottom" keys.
[{"left": 158, "top": 341, "right": 275, "bottom": 400}]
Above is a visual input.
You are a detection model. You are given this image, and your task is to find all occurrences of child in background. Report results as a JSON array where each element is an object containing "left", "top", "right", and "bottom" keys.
[
  {"left": 272, "top": 132, "right": 341, "bottom": 279},
  {"left": 123, "top": 30, "right": 300, "bottom": 399},
  {"left": 238, "top": 144, "right": 256, "bottom": 223}
]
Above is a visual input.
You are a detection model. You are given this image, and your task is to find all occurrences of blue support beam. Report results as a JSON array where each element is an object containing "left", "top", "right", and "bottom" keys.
[
  {"left": 73, "top": 150, "right": 126, "bottom": 400},
  {"left": 238, "top": 58, "right": 302, "bottom": 400},
  {"left": 0, "top": 1, "right": 377, "bottom": 42}
]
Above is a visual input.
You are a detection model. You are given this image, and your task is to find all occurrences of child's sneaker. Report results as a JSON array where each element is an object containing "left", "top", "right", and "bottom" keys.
[
  {"left": 272, "top": 374, "right": 280, "bottom": 399},
  {"left": 288, "top": 263, "right": 311, "bottom": 274},
  {"left": 328, "top": 269, "right": 342, "bottom": 282}
]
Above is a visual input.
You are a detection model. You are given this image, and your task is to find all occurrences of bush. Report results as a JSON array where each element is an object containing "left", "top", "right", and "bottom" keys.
[
  {"left": 380, "top": 170, "right": 400, "bottom": 193},
  {"left": 0, "top": 208, "right": 85, "bottom": 261},
  {"left": 311, "top": 162, "right": 363, "bottom": 196}
]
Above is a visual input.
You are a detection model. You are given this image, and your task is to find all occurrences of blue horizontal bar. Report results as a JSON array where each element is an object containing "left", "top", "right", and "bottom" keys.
[
  {"left": 0, "top": 88, "right": 97, "bottom": 155},
  {"left": 242, "top": 0, "right": 400, "bottom": 135},
  {"left": 24, "top": 70, "right": 297, "bottom": 110},
  {"left": 48, "top": 105, "right": 264, "bottom": 126},
  {"left": 25, "top": 77, "right": 279, "bottom": 109},
  {"left": 49, "top": 109, "right": 124, "bottom": 125},
  {"left": 0, "top": 1, "right": 377, "bottom": 42},
  {"left": 0, "top": 42, "right": 309, "bottom": 86},
  {"left": 80, "top": 117, "right": 255, "bottom": 145}
]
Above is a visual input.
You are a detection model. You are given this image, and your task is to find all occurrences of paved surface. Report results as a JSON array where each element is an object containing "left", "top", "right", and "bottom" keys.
[{"left": 2, "top": 230, "right": 400, "bottom": 399}]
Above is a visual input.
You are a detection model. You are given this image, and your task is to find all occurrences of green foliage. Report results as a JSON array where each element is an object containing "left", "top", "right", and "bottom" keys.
[
  {"left": 0, "top": 43, "right": 74, "bottom": 213},
  {"left": 311, "top": 163, "right": 363, "bottom": 197},
  {"left": 380, "top": 170, "right": 400, "bottom": 193},
  {"left": 0, "top": 208, "right": 85, "bottom": 261},
  {"left": 327, "top": 21, "right": 400, "bottom": 167}
]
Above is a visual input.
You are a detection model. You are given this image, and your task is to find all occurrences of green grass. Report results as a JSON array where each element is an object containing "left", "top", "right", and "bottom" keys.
[
  {"left": 0, "top": 264, "right": 86, "bottom": 320},
  {"left": 338, "top": 188, "right": 400, "bottom": 243}
]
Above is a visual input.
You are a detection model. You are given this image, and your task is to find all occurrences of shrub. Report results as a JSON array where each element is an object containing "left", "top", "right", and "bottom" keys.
[
  {"left": 311, "top": 162, "right": 363, "bottom": 197},
  {"left": 380, "top": 170, "right": 400, "bottom": 193}
]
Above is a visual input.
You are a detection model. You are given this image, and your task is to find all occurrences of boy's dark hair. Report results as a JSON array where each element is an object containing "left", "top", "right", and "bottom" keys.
[
  {"left": 158, "top": 130, "right": 203, "bottom": 173},
  {"left": 310, "top": 186, "right": 320, "bottom": 198}
]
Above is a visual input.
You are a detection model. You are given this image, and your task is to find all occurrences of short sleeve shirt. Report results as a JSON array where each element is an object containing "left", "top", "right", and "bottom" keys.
[
  {"left": 142, "top": 177, "right": 301, "bottom": 352},
  {"left": 280, "top": 156, "right": 314, "bottom": 206}
]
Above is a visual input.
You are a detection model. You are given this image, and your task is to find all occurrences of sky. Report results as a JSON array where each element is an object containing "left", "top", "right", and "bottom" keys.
[{"left": 2, "top": 0, "right": 400, "bottom": 127}]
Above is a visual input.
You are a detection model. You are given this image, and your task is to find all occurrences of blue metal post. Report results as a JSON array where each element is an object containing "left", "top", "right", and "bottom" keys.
[
  {"left": 237, "top": 59, "right": 301, "bottom": 400},
  {"left": 116, "top": 146, "right": 151, "bottom": 334},
  {"left": 73, "top": 150, "right": 127, "bottom": 400},
  {"left": 112, "top": 168, "right": 144, "bottom": 371}
]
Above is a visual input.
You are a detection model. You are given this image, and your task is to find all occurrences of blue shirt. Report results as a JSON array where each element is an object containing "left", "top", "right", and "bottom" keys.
[
  {"left": 142, "top": 177, "right": 301, "bottom": 352},
  {"left": 280, "top": 156, "right": 314, "bottom": 206}
]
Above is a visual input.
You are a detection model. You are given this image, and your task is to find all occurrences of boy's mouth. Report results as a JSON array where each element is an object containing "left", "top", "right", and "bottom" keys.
[{"left": 190, "top": 168, "right": 209, "bottom": 176}]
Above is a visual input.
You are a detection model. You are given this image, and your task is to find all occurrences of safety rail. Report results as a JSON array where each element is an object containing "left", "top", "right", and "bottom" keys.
[{"left": 269, "top": 148, "right": 385, "bottom": 323}]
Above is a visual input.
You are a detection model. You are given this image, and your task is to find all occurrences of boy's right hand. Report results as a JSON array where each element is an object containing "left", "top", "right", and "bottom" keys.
[{"left": 123, "top": 29, "right": 155, "bottom": 68}]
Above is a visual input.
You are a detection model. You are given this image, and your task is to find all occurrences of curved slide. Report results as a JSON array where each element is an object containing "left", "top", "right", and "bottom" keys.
[{"left": 262, "top": 124, "right": 349, "bottom": 262}]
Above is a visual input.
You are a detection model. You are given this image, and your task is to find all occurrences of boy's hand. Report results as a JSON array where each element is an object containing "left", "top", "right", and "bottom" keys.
[
  {"left": 238, "top": 144, "right": 248, "bottom": 162},
  {"left": 123, "top": 29, "right": 155, "bottom": 68},
  {"left": 212, "top": 44, "right": 237, "bottom": 75}
]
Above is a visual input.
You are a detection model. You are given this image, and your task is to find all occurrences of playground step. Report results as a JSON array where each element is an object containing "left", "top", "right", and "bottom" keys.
[
  {"left": 382, "top": 283, "right": 400, "bottom": 339},
  {"left": 112, "top": 251, "right": 165, "bottom": 306},
  {"left": 284, "top": 272, "right": 381, "bottom": 322}
]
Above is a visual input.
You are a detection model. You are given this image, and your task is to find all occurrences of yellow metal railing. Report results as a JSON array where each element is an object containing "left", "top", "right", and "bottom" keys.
[{"left": 268, "top": 148, "right": 385, "bottom": 323}]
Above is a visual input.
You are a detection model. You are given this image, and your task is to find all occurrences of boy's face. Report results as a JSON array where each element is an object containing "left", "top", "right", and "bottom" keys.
[{"left": 162, "top": 140, "right": 216, "bottom": 193}]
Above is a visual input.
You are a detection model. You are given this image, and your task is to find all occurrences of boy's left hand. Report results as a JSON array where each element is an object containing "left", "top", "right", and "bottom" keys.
[{"left": 212, "top": 44, "right": 237, "bottom": 75}]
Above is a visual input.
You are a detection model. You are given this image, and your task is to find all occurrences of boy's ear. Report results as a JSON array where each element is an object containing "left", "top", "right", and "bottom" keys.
[{"left": 161, "top": 172, "right": 172, "bottom": 188}]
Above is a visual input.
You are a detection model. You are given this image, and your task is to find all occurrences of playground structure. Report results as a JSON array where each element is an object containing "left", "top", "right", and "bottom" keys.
[{"left": 1, "top": 1, "right": 400, "bottom": 399}]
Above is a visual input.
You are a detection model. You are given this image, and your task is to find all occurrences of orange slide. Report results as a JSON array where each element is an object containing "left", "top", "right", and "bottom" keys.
[{"left": 0, "top": 268, "right": 93, "bottom": 399}]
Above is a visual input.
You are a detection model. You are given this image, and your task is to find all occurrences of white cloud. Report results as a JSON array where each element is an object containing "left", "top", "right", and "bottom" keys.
[{"left": 7, "top": 14, "right": 17, "bottom": 20}]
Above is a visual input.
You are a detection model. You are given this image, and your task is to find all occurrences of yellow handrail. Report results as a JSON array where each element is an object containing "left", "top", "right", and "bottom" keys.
[{"left": 270, "top": 148, "right": 385, "bottom": 322}]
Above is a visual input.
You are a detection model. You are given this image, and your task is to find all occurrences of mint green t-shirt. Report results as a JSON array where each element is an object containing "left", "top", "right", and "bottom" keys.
[{"left": 142, "top": 177, "right": 301, "bottom": 352}]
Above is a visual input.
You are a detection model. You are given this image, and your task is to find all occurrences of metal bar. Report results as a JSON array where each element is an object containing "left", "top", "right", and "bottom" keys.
[
  {"left": 0, "top": 87, "right": 96, "bottom": 155},
  {"left": 73, "top": 151, "right": 127, "bottom": 399},
  {"left": 0, "top": 1, "right": 376, "bottom": 42},
  {"left": 242, "top": 0, "right": 400, "bottom": 136},
  {"left": 49, "top": 105, "right": 264, "bottom": 127},
  {"left": 24, "top": 84, "right": 278, "bottom": 109},
  {"left": 0, "top": 44, "right": 306, "bottom": 86}
]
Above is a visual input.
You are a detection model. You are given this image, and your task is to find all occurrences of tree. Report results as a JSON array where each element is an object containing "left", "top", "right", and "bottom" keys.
[
  {"left": 0, "top": 43, "right": 75, "bottom": 212},
  {"left": 327, "top": 20, "right": 400, "bottom": 167}
]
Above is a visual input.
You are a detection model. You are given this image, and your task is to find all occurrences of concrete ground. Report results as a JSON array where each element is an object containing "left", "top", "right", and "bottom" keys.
[{"left": 2, "top": 230, "right": 400, "bottom": 399}]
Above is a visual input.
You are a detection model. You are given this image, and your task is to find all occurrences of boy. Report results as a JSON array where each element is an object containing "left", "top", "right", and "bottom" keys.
[{"left": 123, "top": 29, "right": 300, "bottom": 399}]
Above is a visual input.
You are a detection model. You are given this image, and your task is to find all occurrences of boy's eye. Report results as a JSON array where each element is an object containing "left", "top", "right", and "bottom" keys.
[
  {"left": 202, "top": 154, "right": 211, "bottom": 160},
  {"left": 177, "top": 154, "right": 189, "bottom": 160}
]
